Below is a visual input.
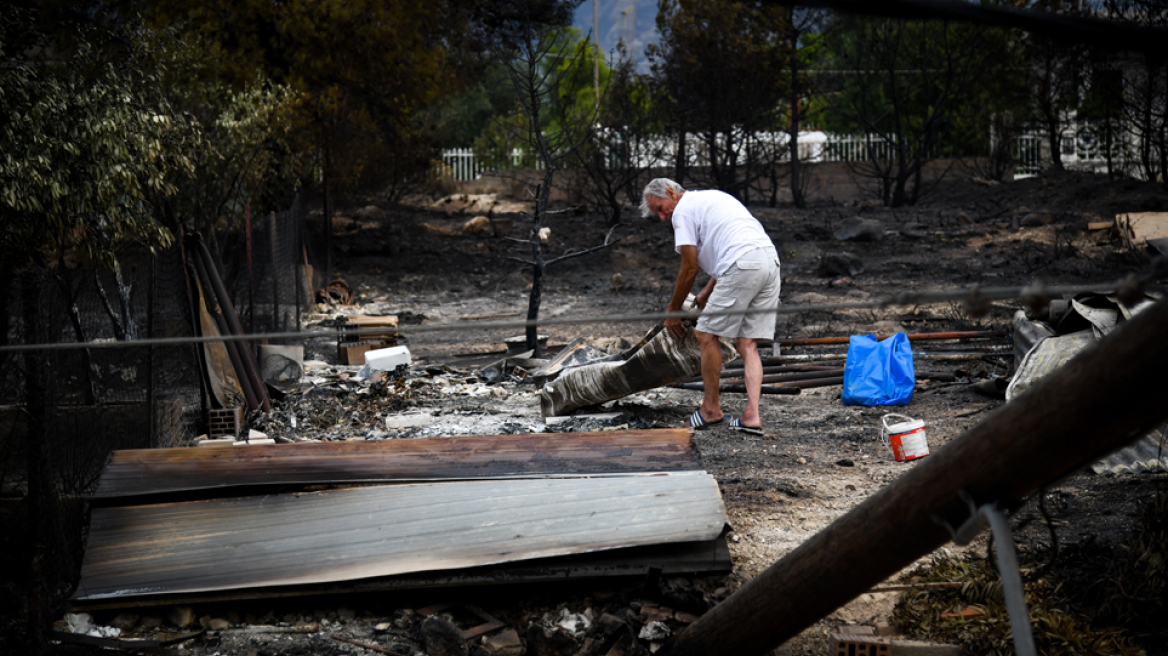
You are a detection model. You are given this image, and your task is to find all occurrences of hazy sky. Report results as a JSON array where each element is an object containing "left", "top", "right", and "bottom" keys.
[{"left": 572, "top": 0, "right": 659, "bottom": 71}]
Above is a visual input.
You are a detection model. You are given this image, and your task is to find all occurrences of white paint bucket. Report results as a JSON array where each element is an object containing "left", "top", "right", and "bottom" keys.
[
  {"left": 881, "top": 413, "right": 929, "bottom": 462},
  {"left": 365, "top": 345, "right": 411, "bottom": 371}
]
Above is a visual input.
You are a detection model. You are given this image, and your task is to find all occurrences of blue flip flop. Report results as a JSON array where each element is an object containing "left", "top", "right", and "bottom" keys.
[
  {"left": 688, "top": 410, "right": 726, "bottom": 430},
  {"left": 730, "top": 417, "right": 764, "bottom": 436}
]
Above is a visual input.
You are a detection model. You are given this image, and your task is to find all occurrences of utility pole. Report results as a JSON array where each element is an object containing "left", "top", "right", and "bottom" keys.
[{"left": 593, "top": 0, "right": 600, "bottom": 110}]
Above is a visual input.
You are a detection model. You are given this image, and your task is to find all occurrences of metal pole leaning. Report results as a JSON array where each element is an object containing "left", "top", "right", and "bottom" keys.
[
  {"left": 662, "top": 296, "right": 1168, "bottom": 656},
  {"left": 195, "top": 238, "right": 272, "bottom": 412}
]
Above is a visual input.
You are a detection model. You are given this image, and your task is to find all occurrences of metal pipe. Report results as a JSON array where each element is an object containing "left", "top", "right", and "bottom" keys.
[
  {"left": 980, "top": 504, "right": 1036, "bottom": 656},
  {"left": 718, "top": 371, "right": 846, "bottom": 386},
  {"left": 771, "top": 376, "right": 844, "bottom": 389},
  {"left": 177, "top": 227, "right": 210, "bottom": 415},
  {"left": 779, "top": 330, "right": 1006, "bottom": 347},
  {"left": 195, "top": 238, "right": 271, "bottom": 412},
  {"left": 760, "top": 370, "right": 843, "bottom": 384},
  {"left": 190, "top": 248, "right": 259, "bottom": 411},
  {"left": 670, "top": 383, "right": 801, "bottom": 395},
  {"left": 714, "top": 364, "right": 842, "bottom": 378},
  {"left": 755, "top": 353, "right": 1002, "bottom": 363},
  {"left": 663, "top": 296, "right": 1168, "bottom": 656},
  {"left": 682, "top": 368, "right": 844, "bottom": 385}
]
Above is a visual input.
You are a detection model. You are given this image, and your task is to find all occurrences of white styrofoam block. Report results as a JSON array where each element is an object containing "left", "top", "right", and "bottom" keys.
[
  {"left": 385, "top": 413, "right": 431, "bottom": 430},
  {"left": 365, "top": 345, "right": 411, "bottom": 371}
]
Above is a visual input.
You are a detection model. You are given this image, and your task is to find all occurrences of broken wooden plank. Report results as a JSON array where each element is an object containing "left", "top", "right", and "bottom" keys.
[
  {"left": 92, "top": 429, "right": 699, "bottom": 499},
  {"left": 73, "top": 472, "right": 728, "bottom": 601},
  {"left": 1116, "top": 212, "right": 1168, "bottom": 255}
]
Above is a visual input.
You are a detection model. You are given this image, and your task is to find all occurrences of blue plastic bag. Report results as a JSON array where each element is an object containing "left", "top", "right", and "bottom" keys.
[{"left": 842, "top": 333, "right": 915, "bottom": 406}]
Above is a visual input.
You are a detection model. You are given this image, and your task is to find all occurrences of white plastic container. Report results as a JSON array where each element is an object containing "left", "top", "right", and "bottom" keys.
[
  {"left": 881, "top": 413, "right": 929, "bottom": 462},
  {"left": 364, "top": 345, "right": 411, "bottom": 371}
]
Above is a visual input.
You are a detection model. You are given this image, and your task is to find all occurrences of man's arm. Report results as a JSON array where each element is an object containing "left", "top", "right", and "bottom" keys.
[{"left": 665, "top": 245, "right": 700, "bottom": 337}]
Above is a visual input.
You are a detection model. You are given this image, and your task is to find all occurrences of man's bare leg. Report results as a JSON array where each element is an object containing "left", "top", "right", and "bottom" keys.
[
  {"left": 695, "top": 330, "right": 725, "bottom": 423},
  {"left": 736, "top": 337, "right": 762, "bottom": 428}
]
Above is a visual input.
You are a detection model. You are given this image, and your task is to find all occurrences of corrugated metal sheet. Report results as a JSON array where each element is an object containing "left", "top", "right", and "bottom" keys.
[
  {"left": 73, "top": 538, "right": 732, "bottom": 610},
  {"left": 1091, "top": 427, "right": 1168, "bottom": 475},
  {"left": 73, "top": 471, "right": 728, "bottom": 601},
  {"left": 93, "top": 429, "right": 698, "bottom": 499},
  {"left": 1007, "top": 320, "right": 1165, "bottom": 477}
]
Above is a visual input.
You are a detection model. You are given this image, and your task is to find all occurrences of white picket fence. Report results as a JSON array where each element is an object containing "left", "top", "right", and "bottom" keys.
[
  {"left": 1014, "top": 132, "right": 1045, "bottom": 177},
  {"left": 436, "top": 147, "right": 543, "bottom": 181},
  {"left": 434, "top": 133, "right": 970, "bottom": 180},
  {"left": 1013, "top": 125, "right": 1135, "bottom": 178}
]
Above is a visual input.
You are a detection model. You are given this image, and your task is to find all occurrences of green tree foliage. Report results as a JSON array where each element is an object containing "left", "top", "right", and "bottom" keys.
[
  {"left": 815, "top": 14, "right": 995, "bottom": 206},
  {"left": 0, "top": 8, "right": 196, "bottom": 272},
  {"left": 139, "top": 0, "right": 466, "bottom": 196},
  {"left": 571, "top": 47, "right": 664, "bottom": 225},
  {"left": 648, "top": 0, "right": 791, "bottom": 198},
  {"left": 473, "top": 27, "right": 608, "bottom": 170},
  {"left": 423, "top": 58, "right": 518, "bottom": 149},
  {"left": 152, "top": 32, "right": 304, "bottom": 237}
]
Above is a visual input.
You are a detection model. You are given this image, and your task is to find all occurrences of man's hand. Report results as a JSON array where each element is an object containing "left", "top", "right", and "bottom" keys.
[
  {"left": 694, "top": 278, "right": 716, "bottom": 310},
  {"left": 665, "top": 315, "right": 685, "bottom": 339}
]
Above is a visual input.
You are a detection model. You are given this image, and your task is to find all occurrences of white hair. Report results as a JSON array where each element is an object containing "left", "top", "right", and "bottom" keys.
[{"left": 640, "top": 178, "right": 686, "bottom": 218}]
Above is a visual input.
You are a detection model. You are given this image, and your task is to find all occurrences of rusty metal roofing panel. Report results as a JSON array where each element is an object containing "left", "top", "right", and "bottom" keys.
[
  {"left": 92, "top": 429, "right": 698, "bottom": 499},
  {"left": 73, "top": 471, "right": 728, "bottom": 601}
]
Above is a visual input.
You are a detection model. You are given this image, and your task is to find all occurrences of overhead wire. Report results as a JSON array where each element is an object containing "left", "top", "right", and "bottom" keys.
[
  {"left": 774, "top": 0, "right": 1168, "bottom": 57},
  {"left": 1, "top": 270, "right": 1161, "bottom": 353}
]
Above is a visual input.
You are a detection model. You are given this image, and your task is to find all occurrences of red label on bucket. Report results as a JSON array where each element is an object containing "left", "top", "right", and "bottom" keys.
[
  {"left": 881, "top": 414, "right": 929, "bottom": 462},
  {"left": 889, "top": 426, "right": 928, "bottom": 461}
]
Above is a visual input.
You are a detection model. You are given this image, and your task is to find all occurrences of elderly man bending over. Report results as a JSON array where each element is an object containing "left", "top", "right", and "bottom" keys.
[{"left": 641, "top": 178, "right": 781, "bottom": 435}]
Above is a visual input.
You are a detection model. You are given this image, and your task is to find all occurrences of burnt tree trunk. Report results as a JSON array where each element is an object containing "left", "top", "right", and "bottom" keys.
[
  {"left": 674, "top": 124, "right": 687, "bottom": 185},
  {"left": 22, "top": 269, "right": 49, "bottom": 655},
  {"left": 323, "top": 136, "right": 334, "bottom": 288},
  {"left": 788, "top": 9, "right": 805, "bottom": 209}
]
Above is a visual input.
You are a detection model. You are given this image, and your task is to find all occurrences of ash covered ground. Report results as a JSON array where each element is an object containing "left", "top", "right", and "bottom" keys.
[{"left": 71, "top": 171, "right": 1168, "bottom": 655}]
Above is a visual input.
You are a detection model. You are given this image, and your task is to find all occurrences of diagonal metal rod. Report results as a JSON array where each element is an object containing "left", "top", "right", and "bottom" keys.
[
  {"left": 662, "top": 295, "right": 1168, "bottom": 656},
  {"left": 980, "top": 504, "right": 1037, "bottom": 656}
]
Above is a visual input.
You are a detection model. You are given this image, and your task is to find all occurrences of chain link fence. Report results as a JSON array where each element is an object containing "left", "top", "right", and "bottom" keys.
[{"left": 0, "top": 195, "right": 307, "bottom": 636}]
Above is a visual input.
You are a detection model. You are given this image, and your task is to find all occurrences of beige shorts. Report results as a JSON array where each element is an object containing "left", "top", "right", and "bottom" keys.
[{"left": 696, "top": 248, "right": 781, "bottom": 340}]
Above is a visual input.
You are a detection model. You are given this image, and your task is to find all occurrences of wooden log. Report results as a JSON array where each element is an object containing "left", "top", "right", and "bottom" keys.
[{"left": 662, "top": 295, "right": 1168, "bottom": 656}]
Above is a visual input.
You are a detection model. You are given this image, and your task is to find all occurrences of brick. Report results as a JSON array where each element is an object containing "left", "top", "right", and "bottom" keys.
[
  {"left": 830, "top": 633, "right": 891, "bottom": 656},
  {"left": 208, "top": 406, "right": 244, "bottom": 438}
]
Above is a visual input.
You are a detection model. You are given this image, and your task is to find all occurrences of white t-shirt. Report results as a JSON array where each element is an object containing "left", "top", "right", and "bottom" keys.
[{"left": 672, "top": 190, "right": 775, "bottom": 278}]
